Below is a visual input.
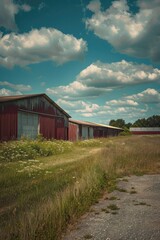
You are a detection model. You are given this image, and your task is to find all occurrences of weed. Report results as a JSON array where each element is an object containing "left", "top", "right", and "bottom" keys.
[
  {"left": 107, "top": 204, "right": 120, "bottom": 211},
  {"left": 95, "top": 212, "right": 100, "bottom": 215},
  {"left": 0, "top": 135, "right": 160, "bottom": 240},
  {"left": 134, "top": 202, "right": 151, "bottom": 206},
  {"left": 84, "top": 234, "right": 93, "bottom": 239},
  {"left": 121, "top": 178, "right": 129, "bottom": 182},
  {"left": 101, "top": 208, "right": 106, "bottom": 211},
  {"left": 111, "top": 211, "right": 118, "bottom": 215},
  {"left": 116, "top": 187, "right": 127, "bottom": 193},
  {"left": 0, "top": 139, "right": 74, "bottom": 162},
  {"left": 130, "top": 190, "right": 137, "bottom": 194},
  {"left": 105, "top": 209, "right": 110, "bottom": 213},
  {"left": 108, "top": 196, "right": 118, "bottom": 200}
]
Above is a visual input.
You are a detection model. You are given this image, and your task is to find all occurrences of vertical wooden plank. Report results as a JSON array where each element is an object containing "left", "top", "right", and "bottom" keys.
[{"left": 39, "top": 115, "right": 55, "bottom": 139}]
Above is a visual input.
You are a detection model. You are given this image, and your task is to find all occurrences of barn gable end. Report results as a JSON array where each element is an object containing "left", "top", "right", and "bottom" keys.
[{"left": 0, "top": 94, "right": 70, "bottom": 141}]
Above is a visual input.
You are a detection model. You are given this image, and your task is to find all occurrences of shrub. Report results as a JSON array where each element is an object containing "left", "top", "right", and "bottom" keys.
[{"left": 0, "top": 140, "right": 73, "bottom": 162}]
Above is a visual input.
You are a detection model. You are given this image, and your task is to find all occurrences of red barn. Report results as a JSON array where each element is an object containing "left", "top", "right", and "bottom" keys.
[
  {"left": 0, "top": 93, "right": 70, "bottom": 141},
  {"left": 69, "top": 119, "right": 123, "bottom": 141},
  {"left": 130, "top": 127, "right": 160, "bottom": 135}
]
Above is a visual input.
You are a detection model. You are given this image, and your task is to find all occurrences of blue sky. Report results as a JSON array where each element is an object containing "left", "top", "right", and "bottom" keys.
[{"left": 0, "top": 0, "right": 160, "bottom": 124}]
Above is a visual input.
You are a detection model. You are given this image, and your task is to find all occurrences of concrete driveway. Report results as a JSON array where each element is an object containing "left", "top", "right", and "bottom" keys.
[{"left": 63, "top": 175, "right": 160, "bottom": 240}]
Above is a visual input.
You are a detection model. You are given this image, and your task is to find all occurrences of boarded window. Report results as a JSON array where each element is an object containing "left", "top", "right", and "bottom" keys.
[{"left": 18, "top": 111, "right": 38, "bottom": 139}]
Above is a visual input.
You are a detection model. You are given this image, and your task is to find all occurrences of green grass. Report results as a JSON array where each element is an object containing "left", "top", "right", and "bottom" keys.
[{"left": 0, "top": 135, "right": 160, "bottom": 239}]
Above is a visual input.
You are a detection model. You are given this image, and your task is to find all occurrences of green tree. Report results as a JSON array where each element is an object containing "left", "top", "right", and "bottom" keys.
[
  {"left": 146, "top": 115, "right": 160, "bottom": 127},
  {"left": 125, "top": 122, "right": 132, "bottom": 129},
  {"left": 132, "top": 115, "right": 160, "bottom": 127},
  {"left": 109, "top": 119, "right": 125, "bottom": 128},
  {"left": 132, "top": 118, "right": 148, "bottom": 127}
]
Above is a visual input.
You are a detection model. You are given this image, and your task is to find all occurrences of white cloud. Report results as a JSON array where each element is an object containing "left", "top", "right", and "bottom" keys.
[
  {"left": 47, "top": 60, "right": 160, "bottom": 100},
  {"left": 106, "top": 99, "right": 138, "bottom": 107},
  {"left": 46, "top": 80, "right": 110, "bottom": 100},
  {"left": 0, "top": 28, "right": 87, "bottom": 68},
  {"left": 20, "top": 4, "right": 32, "bottom": 12},
  {"left": 0, "top": 81, "right": 32, "bottom": 91},
  {"left": 57, "top": 98, "right": 99, "bottom": 114},
  {"left": 0, "top": 88, "right": 22, "bottom": 96},
  {"left": 87, "top": 0, "right": 101, "bottom": 12},
  {"left": 86, "top": 0, "right": 160, "bottom": 62},
  {"left": 76, "top": 60, "right": 160, "bottom": 88},
  {"left": 57, "top": 97, "right": 150, "bottom": 123},
  {"left": 56, "top": 88, "right": 159, "bottom": 123},
  {"left": 127, "top": 88, "right": 160, "bottom": 103},
  {"left": 0, "top": 0, "right": 31, "bottom": 31}
]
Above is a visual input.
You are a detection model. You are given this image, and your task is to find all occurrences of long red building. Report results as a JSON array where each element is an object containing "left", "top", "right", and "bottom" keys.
[
  {"left": 0, "top": 94, "right": 70, "bottom": 141},
  {"left": 130, "top": 127, "right": 160, "bottom": 135},
  {"left": 69, "top": 119, "right": 123, "bottom": 141}
]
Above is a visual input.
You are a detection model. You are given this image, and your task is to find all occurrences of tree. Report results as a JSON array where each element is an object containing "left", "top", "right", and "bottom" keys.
[
  {"left": 132, "top": 118, "right": 148, "bottom": 127},
  {"left": 146, "top": 115, "right": 160, "bottom": 127},
  {"left": 109, "top": 119, "right": 125, "bottom": 128},
  {"left": 132, "top": 115, "right": 160, "bottom": 127},
  {"left": 125, "top": 122, "right": 132, "bottom": 129}
]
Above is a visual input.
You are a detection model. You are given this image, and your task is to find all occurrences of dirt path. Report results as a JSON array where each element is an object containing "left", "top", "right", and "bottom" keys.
[
  {"left": 63, "top": 175, "right": 160, "bottom": 240},
  {"left": 38, "top": 147, "right": 102, "bottom": 169}
]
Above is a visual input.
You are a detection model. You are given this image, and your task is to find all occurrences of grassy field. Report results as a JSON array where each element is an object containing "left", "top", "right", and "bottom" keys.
[{"left": 0, "top": 135, "right": 160, "bottom": 239}]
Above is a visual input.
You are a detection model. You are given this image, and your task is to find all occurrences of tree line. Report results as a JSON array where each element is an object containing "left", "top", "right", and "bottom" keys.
[{"left": 109, "top": 115, "right": 160, "bottom": 129}]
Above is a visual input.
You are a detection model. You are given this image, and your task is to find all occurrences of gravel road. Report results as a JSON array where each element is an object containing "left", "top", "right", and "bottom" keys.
[{"left": 63, "top": 175, "right": 160, "bottom": 240}]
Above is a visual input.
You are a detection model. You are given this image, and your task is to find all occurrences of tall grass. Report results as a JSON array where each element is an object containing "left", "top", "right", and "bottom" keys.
[
  {"left": 0, "top": 135, "right": 160, "bottom": 239},
  {"left": 0, "top": 140, "right": 73, "bottom": 161}
]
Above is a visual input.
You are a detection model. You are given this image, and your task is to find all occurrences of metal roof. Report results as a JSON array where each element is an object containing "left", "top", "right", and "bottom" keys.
[
  {"left": 93, "top": 122, "right": 123, "bottom": 130},
  {"left": 0, "top": 93, "right": 71, "bottom": 118},
  {"left": 0, "top": 94, "right": 42, "bottom": 103},
  {"left": 69, "top": 119, "right": 97, "bottom": 127},
  {"left": 69, "top": 119, "right": 123, "bottom": 130}
]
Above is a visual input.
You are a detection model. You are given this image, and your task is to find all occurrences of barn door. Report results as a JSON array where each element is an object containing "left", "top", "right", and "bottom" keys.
[{"left": 18, "top": 111, "right": 38, "bottom": 139}]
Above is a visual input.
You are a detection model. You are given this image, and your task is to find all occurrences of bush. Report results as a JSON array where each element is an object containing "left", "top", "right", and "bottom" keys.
[{"left": 0, "top": 140, "right": 73, "bottom": 162}]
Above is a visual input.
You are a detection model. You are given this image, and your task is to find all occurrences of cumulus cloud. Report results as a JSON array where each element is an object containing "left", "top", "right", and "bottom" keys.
[
  {"left": 56, "top": 97, "right": 149, "bottom": 122},
  {"left": 56, "top": 88, "right": 159, "bottom": 123},
  {"left": 0, "top": 0, "right": 31, "bottom": 31},
  {"left": 127, "top": 88, "right": 160, "bottom": 103},
  {"left": 106, "top": 99, "right": 138, "bottom": 107},
  {"left": 0, "top": 81, "right": 32, "bottom": 91},
  {"left": 0, "top": 28, "right": 87, "bottom": 68},
  {"left": 47, "top": 60, "right": 160, "bottom": 100},
  {"left": 0, "top": 88, "right": 22, "bottom": 96},
  {"left": 77, "top": 60, "right": 160, "bottom": 88},
  {"left": 46, "top": 80, "right": 110, "bottom": 100},
  {"left": 57, "top": 98, "right": 99, "bottom": 117},
  {"left": 87, "top": 0, "right": 101, "bottom": 12},
  {"left": 86, "top": 0, "right": 160, "bottom": 62}
]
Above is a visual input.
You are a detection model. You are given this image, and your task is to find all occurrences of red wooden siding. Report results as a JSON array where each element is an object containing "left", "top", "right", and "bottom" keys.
[
  {"left": 131, "top": 131, "right": 160, "bottom": 135},
  {"left": 0, "top": 94, "right": 70, "bottom": 141},
  {"left": 39, "top": 115, "right": 55, "bottom": 139},
  {"left": 130, "top": 128, "right": 160, "bottom": 135},
  {"left": 0, "top": 105, "right": 18, "bottom": 141},
  {"left": 56, "top": 118, "right": 65, "bottom": 140},
  {"left": 69, "top": 122, "right": 78, "bottom": 141}
]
